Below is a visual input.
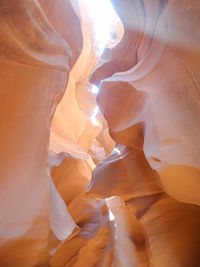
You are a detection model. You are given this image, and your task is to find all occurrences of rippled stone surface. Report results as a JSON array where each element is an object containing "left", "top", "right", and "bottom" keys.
[{"left": 0, "top": 0, "right": 200, "bottom": 266}]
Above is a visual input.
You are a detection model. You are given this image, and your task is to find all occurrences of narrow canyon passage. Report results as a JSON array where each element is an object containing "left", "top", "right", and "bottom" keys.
[{"left": 0, "top": 0, "right": 200, "bottom": 266}]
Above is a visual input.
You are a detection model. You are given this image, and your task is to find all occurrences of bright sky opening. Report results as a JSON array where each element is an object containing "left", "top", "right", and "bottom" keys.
[
  {"left": 90, "top": 106, "right": 100, "bottom": 125},
  {"left": 81, "top": 0, "right": 119, "bottom": 53},
  {"left": 108, "top": 209, "right": 115, "bottom": 221},
  {"left": 81, "top": 0, "right": 120, "bottom": 124},
  {"left": 90, "top": 84, "right": 99, "bottom": 94},
  {"left": 114, "top": 147, "right": 121, "bottom": 155}
]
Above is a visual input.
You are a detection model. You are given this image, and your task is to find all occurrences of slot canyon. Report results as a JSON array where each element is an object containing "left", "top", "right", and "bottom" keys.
[{"left": 0, "top": 0, "right": 200, "bottom": 266}]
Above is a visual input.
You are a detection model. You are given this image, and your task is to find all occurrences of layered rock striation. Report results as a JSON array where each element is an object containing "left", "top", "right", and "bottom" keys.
[{"left": 0, "top": 0, "right": 200, "bottom": 266}]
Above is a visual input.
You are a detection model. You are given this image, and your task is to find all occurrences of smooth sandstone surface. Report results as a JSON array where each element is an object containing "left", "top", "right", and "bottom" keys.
[
  {"left": 0, "top": 0, "right": 200, "bottom": 266},
  {"left": 0, "top": 0, "right": 82, "bottom": 266}
]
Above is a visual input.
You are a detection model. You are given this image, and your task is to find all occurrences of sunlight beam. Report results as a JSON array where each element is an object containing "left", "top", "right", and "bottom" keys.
[
  {"left": 80, "top": 0, "right": 119, "bottom": 52},
  {"left": 90, "top": 106, "right": 100, "bottom": 126},
  {"left": 90, "top": 84, "right": 99, "bottom": 94}
]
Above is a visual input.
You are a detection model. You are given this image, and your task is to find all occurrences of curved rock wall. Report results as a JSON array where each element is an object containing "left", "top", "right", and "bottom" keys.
[
  {"left": 0, "top": 0, "right": 200, "bottom": 266},
  {"left": 0, "top": 0, "right": 83, "bottom": 265}
]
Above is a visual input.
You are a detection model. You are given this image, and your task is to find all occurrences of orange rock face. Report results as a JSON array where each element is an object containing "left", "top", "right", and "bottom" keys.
[
  {"left": 0, "top": 0, "right": 200, "bottom": 266},
  {"left": 0, "top": 0, "right": 82, "bottom": 265}
]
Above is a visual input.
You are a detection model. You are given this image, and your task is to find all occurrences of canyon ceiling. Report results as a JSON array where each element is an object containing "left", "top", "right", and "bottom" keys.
[{"left": 0, "top": 0, "right": 200, "bottom": 266}]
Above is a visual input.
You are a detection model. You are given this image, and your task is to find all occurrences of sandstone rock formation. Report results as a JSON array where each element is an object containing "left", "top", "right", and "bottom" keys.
[
  {"left": 0, "top": 0, "right": 82, "bottom": 265},
  {"left": 0, "top": 0, "right": 200, "bottom": 266}
]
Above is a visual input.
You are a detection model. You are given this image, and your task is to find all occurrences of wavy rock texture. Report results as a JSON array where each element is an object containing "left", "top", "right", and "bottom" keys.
[
  {"left": 88, "top": 0, "right": 200, "bottom": 266},
  {"left": 0, "top": 0, "right": 200, "bottom": 266},
  {"left": 0, "top": 0, "right": 83, "bottom": 266}
]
